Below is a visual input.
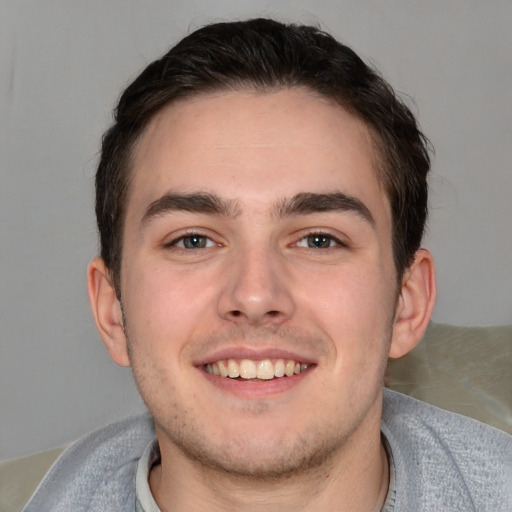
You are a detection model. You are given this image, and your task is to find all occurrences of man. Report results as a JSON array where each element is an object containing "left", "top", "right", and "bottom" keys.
[{"left": 22, "top": 18, "right": 511, "bottom": 512}]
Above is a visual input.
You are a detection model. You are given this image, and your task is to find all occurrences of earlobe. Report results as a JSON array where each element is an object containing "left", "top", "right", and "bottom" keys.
[
  {"left": 87, "top": 258, "right": 131, "bottom": 367},
  {"left": 389, "top": 249, "right": 436, "bottom": 359}
]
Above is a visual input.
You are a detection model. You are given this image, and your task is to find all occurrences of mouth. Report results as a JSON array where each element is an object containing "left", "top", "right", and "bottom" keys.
[{"left": 204, "top": 358, "right": 311, "bottom": 381}]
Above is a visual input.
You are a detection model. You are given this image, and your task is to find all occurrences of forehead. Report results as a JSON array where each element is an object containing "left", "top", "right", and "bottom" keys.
[{"left": 127, "top": 88, "right": 389, "bottom": 223}]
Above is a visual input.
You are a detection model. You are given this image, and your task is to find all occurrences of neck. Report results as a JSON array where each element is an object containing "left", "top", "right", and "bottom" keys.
[{"left": 149, "top": 426, "right": 389, "bottom": 512}]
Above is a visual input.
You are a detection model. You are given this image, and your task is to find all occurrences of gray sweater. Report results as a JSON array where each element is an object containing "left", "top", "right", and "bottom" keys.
[{"left": 21, "top": 389, "right": 512, "bottom": 511}]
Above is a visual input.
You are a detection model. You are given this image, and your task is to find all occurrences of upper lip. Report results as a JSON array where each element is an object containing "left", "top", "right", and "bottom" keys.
[{"left": 194, "top": 346, "right": 318, "bottom": 367}]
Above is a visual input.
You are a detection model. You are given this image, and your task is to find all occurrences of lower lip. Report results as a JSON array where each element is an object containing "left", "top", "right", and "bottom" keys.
[{"left": 199, "top": 367, "right": 313, "bottom": 399}]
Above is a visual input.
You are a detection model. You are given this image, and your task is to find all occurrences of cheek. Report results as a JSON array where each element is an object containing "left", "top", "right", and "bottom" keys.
[
  {"left": 121, "top": 259, "right": 225, "bottom": 361},
  {"left": 121, "top": 266, "right": 201, "bottom": 405},
  {"left": 303, "top": 263, "right": 392, "bottom": 323},
  {"left": 299, "top": 265, "right": 395, "bottom": 367},
  {"left": 123, "top": 265, "right": 189, "bottom": 345},
  {"left": 126, "top": 257, "right": 194, "bottom": 310}
]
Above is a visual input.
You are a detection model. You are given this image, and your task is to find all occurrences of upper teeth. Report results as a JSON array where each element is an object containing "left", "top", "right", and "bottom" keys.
[{"left": 205, "top": 359, "right": 310, "bottom": 380}]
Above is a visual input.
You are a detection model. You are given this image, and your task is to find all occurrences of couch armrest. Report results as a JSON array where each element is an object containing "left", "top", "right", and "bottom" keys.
[
  {"left": 0, "top": 445, "right": 66, "bottom": 512},
  {"left": 386, "top": 322, "right": 512, "bottom": 433}
]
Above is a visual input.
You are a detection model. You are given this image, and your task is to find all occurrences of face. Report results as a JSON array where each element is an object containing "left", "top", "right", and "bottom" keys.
[{"left": 118, "top": 89, "right": 399, "bottom": 477}]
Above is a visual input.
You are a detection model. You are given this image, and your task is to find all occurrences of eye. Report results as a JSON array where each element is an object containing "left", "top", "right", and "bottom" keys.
[
  {"left": 296, "top": 233, "right": 343, "bottom": 249},
  {"left": 170, "top": 234, "right": 216, "bottom": 249}
]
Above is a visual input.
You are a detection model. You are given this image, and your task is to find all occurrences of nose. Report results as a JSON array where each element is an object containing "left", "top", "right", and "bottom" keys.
[{"left": 217, "top": 246, "right": 295, "bottom": 326}]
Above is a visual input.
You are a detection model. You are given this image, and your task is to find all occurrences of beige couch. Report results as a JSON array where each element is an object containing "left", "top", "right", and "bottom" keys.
[{"left": 2, "top": 322, "right": 511, "bottom": 512}]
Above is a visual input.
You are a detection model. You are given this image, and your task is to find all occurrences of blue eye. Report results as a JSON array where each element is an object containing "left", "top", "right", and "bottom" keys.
[
  {"left": 173, "top": 235, "right": 215, "bottom": 249},
  {"left": 297, "top": 234, "right": 341, "bottom": 249}
]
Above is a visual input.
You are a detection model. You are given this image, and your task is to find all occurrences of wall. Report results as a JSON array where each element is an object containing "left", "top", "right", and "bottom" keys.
[{"left": 1, "top": 0, "right": 511, "bottom": 461}]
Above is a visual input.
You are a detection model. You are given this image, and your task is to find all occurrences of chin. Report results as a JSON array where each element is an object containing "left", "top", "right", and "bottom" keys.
[{"left": 160, "top": 418, "right": 350, "bottom": 481}]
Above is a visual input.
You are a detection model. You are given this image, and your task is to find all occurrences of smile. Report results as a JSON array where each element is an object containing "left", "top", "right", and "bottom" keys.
[{"left": 204, "top": 359, "right": 311, "bottom": 380}]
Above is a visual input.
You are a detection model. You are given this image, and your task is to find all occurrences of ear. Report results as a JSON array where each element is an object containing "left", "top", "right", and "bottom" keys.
[
  {"left": 87, "top": 257, "right": 130, "bottom": 367},
  {"left": 389, "top": 249, "right": 436, "bottom": 359}
]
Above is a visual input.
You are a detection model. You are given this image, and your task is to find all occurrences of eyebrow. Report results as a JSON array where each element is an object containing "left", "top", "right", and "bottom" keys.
[
  {"left": 140, "top": 191, "right": 374, "bottom": 227},
  {"left": 274, "top": 192, "right": 375, "bottom": 225},
  {"left": 141, "top": 192, "right": 241, "bottom": 225}
]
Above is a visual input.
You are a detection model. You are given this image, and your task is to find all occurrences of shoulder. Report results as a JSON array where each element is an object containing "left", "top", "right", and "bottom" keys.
[
  {"left": 21, "top": 413, "right": 156, "bottom": 512},
  {"left": 382, "top": 389, "right": 512, "bottom": 512}
]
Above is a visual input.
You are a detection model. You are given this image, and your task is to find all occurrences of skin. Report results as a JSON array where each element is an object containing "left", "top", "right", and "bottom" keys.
[{"left": 88, "top": 88, "right": 436, "bottom": 512}]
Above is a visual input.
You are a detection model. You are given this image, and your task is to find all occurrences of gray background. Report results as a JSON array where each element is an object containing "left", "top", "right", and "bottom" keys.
[{"left": 1, "top": 0, "right": 511, "bottom": 461}]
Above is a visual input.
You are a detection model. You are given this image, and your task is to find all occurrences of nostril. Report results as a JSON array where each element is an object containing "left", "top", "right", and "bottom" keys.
[
  {"left": 231, "top": 310, "right": 242, "bottom": 317},
  {"left": 268, "top": 310, "right": 280, "bottom": 317}
]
